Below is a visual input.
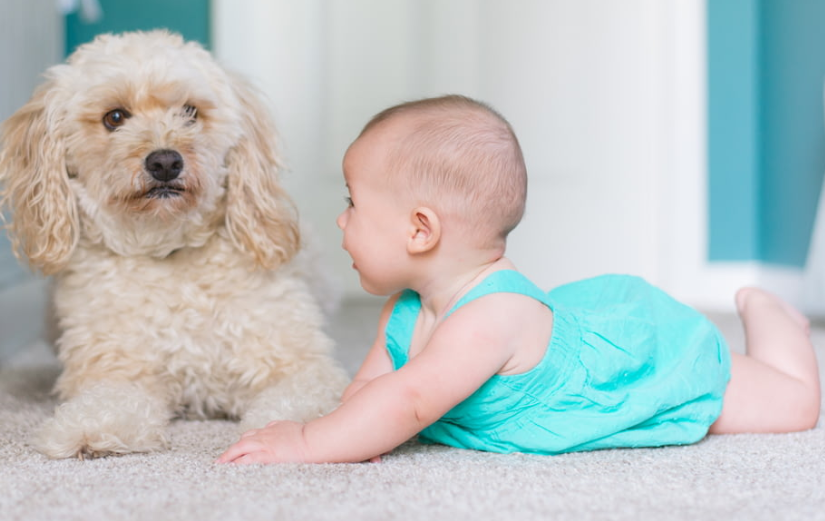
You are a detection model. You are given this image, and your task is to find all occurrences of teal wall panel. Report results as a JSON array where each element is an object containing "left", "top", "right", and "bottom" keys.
[
  {"left": 707, "top": 0, "right": 761, "bottom": 261},
  {"left": 759, "top": 1, "right": 825, "bottom": 266},
  {"left": 65, "top": 0, "right": 211, "bottom": 56},
  {"left": 708, "top": 0, "right": 825, "bottom": 267}
]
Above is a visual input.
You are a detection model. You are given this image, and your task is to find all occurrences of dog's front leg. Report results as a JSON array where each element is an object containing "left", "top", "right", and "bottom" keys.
[
  {"left": 35, "top": 381, "right": 172, "bottom": 459},
  {"left": 239, "top": 356, "right": 350, "bottom": 432}
]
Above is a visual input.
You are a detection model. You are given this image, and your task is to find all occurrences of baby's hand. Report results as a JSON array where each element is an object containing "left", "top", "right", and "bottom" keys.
[{"left": 216, "top": 420, "right": 309, "bottom": 464}]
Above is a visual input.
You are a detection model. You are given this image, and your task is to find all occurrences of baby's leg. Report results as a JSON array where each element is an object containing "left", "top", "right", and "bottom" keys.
[{"left": 710, "top": 288, "right": 821, "bottom": 434}]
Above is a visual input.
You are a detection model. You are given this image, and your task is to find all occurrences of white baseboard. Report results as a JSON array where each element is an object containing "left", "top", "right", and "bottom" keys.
[{"left": 666, "top": 261, "right": 808, "bottom": 315}]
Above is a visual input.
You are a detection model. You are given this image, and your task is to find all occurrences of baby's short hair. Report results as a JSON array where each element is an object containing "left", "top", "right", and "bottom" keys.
[{"left": 361, "top": 95, "right": 527, "bottom": 244}]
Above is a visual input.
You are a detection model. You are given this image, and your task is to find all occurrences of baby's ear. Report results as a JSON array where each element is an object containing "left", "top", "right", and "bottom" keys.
[
  {"left": 407, "top": 207, "right": 441, "bottom": 254},
  {"left": 0, "top": 79, "right": 79, "bottom": 275}
]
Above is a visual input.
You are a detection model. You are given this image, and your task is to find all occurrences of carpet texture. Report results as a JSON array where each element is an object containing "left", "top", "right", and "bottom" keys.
[{"left": 1, "top": 301, "right": 824, "bottom": 521}]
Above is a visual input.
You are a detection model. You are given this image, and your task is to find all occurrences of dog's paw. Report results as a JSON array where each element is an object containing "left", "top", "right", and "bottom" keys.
[
  {"left": 34, "top": 383, "right": 171, "bottom": 459},
  {"left": 35, "top": 417, "right": 169, "bottom": 460},
  {"left": 239, "top": 362, "right": 350, "bottom": 431}
]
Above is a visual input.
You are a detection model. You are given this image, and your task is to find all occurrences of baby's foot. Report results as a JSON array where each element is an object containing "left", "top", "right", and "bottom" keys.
[{"left": 735, "top": 287, "right": 811, "bottom": 336}]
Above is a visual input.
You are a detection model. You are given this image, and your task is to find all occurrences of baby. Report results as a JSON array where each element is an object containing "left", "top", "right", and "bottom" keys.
[{"left": 218, "top": 94, "right": 821, "bottom": 464}]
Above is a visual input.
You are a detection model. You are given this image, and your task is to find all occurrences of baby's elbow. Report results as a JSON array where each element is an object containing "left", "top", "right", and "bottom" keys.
[{"left": 400, "top": 385, "right": 442, "bottom": 430}]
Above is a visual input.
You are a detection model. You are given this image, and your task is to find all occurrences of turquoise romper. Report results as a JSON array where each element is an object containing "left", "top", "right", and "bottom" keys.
[{"left": 384, "top": 271, "right": 731, "bottom": 455}]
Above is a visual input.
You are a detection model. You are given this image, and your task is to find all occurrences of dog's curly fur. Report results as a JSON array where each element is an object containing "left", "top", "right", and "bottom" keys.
[{"left": 0, "top": 31, "right": 349, "bottom": 459}]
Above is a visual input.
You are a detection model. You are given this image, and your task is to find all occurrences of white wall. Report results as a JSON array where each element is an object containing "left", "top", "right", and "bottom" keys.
[
  {"left": 213, "top": 0, "right": 791, "bottom": 312},
  {"left": 487, "top": 1, "right": 664, "bottom": 290}
]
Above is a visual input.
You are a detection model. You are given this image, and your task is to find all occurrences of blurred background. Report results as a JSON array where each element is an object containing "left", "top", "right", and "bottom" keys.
[{"left": 2, "top": 0, "right": 825, "bottom": 354}]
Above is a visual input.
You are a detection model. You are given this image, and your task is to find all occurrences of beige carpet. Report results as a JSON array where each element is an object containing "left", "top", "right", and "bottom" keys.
[{"left": 1, "top": 299, "right": 824, "bottom": 521}]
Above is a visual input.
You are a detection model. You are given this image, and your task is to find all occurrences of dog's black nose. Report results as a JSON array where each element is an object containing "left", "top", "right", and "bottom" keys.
[{"left": 145, "top": 149, "right": 184, "bottom": 182}]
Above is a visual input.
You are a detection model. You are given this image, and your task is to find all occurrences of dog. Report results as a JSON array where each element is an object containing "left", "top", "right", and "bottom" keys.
[{"left": 0, "top": 30, "right": 349, "bottom": 459}]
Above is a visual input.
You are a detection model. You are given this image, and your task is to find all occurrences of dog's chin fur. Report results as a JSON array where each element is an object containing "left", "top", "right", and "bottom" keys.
[{"left": 0, "top": 30, "right": 349, "bottom": 459}]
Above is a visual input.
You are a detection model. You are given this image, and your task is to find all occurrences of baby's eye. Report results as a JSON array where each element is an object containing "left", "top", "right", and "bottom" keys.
[{"left": 344, "top": 196, "right": 354, "bottom": 208}]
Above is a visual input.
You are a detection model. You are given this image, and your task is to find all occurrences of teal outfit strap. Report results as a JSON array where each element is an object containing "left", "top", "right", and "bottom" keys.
[{"left": 445, "top": 270, "right": 552, "bottom": 319}]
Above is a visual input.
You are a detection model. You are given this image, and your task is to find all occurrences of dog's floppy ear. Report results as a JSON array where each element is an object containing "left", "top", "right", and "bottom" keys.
[
  {"left": 0, "top": 80, "right": 79, "bottom": 275},
  {"left": 224, "top": 76, "right": 300, "bottom": 269}
]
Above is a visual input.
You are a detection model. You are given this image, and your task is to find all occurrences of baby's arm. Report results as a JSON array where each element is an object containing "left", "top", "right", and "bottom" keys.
[{"left": 217, "top": 294, "right": 525, "bottom": 464}]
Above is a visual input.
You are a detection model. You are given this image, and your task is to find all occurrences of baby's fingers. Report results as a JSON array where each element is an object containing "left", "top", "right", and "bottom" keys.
[{"left": 216, "top": 439, "right": 259, "bottom": 464}]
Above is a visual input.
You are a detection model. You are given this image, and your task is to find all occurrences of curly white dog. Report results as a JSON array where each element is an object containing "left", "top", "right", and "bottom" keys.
[{"left": 0, "top": 31, "right": 349, "bottom": 459}]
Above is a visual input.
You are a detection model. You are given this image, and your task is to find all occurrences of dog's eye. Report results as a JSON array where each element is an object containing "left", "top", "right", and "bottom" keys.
[
  {"left": 103, "top": 109, "right": 131, "bottom": 131},
  {"left": 182, "top": 104, "right": 198, "bottom": 123}
]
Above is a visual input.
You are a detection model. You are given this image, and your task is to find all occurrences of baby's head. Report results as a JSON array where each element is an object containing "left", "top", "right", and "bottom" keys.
[{"left": 356, "top": 95, "right": 527, "bottom": 249}]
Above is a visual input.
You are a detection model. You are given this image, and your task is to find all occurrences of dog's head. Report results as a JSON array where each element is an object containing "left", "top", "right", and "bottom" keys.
[{"left": 0, "top": 30, "right": 298, "bottom": 275}]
